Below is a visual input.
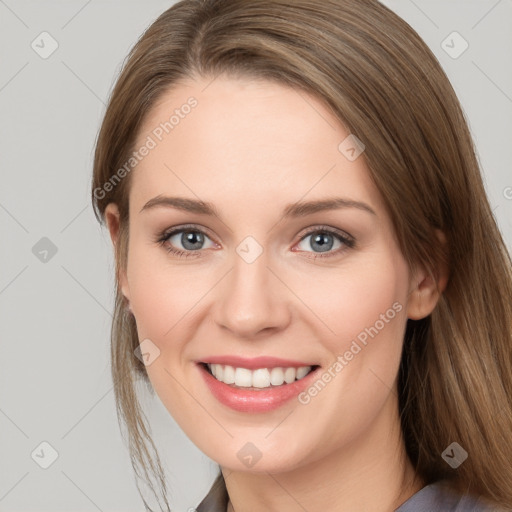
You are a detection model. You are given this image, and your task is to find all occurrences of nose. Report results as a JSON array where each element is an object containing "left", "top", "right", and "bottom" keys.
[{"left": 214, "top": 249, "right": 291, "bottom": 339}]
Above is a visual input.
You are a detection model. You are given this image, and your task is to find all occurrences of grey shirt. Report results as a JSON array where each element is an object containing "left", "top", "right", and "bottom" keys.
[{"left": 196, "top": 474, "right": 499, "bottom": 511}]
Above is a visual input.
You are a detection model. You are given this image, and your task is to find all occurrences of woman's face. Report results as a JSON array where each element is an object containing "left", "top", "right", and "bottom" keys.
[{"left": 107, "top": 75, "right": 428, "bottom": 473}]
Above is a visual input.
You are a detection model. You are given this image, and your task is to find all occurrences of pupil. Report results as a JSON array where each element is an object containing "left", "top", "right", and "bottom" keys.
[
  {"left": 179, "top": 231, "right": 334, "bottom": 253},
  {"left": 312, "top": 233, "right": 333, "bottom": 252},
  {"left": 182, "top": 231, "right": 203, "bottom": 250}
]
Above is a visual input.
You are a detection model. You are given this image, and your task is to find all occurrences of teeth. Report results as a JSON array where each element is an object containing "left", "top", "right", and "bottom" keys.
[
  {"left": 223, "top": 364, "right": 235, "bottom": 384},
  {"left": 234, "top": 367, "right": 252, "bottom": 387},
  {"left": 206, "top": 364, "right": 313, "bottom": 388},
  {"left": 284, "top": 367, "right": 296, "bottom": 384},
  {"left": 213, "top": 364, "right": 223, "bottom": 381},
  {"left": 270, "top": 367, "right": 285, "bottom": 386},
  {"left": 252, "top": 368, "right": 270, "bottom": 388},
  {"left": 296, "top": 366, "right": 310, "bottom": 379}
]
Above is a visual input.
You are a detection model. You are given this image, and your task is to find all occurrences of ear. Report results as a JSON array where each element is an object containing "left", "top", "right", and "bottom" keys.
[
  {"left": 104, "top": 203, "right": 130, "bottom": 302},
  {"left": 406, "top": 229, "right": 449, "bottom": 320}
]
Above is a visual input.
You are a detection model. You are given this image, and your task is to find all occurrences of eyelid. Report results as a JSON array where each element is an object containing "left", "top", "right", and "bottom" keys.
[
  {"left": 297, "top": 224, "right": 354, "bottom": 243},
  {"left": 155, "top": 223, "right": 356, "bottom": 258},
  {"left": 292, "top": 225, "right": 356, "bottom": 259},
  {"left": 157, "top": 223, "right": 218, "bottom": 243}
]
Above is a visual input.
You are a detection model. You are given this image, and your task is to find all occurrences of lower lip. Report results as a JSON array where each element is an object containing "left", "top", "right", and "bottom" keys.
[{"left": 198, "top": 363, "right": 320, "bottom": 413}]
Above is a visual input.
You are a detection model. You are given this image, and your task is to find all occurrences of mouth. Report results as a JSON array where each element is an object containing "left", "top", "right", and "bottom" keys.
[
  {"left": 200, "top": 362, "right": 319, "bottom": 390},
  {"left": 196, "top": 359, "right": 322, "bottom": 413}
]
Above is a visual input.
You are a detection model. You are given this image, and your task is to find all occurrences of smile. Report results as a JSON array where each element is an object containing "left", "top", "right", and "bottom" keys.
[
  {"left": 197, "top": 358, "right": 321, "bottom": 413},
  {"left": 205, "top": 363, "right": 314, "bottom": 389}
]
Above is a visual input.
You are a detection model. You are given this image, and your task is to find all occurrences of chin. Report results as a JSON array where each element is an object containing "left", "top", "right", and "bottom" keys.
[{"left": 201, "top": 435, "right": 317, "bottom": 475}]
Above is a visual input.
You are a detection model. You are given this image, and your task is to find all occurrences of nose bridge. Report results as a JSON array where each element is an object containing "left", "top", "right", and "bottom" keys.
[{"left": 214, "top": 237, "right": 290, "bottom": 337}]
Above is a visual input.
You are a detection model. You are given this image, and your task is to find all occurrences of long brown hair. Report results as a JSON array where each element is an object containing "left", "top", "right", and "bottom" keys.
[{"left": 91, "top": 0, "right": 512, "bottom": 509}]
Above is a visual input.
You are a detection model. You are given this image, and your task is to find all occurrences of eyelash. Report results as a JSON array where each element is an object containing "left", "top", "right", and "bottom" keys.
[{"left": 154, "top": 224, "right": 356, "bottom": 260}]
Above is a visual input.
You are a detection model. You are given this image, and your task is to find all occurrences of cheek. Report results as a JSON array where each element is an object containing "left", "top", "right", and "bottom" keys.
[
  {"left": 125, "top": 240, "right": 205, "bottom": 340},
  {"left": 298, "top": 255, "right": 409, "bottom": 353},
  {"left": 286, "top": 256, "right": 410, "bottom": 455},
  {"left": 125, "top": 247, "right": 206, "bottom": 420}
]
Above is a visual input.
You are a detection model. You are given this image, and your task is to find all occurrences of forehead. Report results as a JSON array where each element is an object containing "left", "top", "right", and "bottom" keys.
[{"left": 130, "top": 75, "right": 384, "bottom": 217}]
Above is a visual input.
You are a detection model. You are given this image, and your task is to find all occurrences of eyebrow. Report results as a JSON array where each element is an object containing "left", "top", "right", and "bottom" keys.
[{"left": 140, "top": 195, "right": 376, "bottom": 217}]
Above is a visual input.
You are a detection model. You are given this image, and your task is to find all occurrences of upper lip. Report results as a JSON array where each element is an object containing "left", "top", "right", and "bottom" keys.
[{"left": 198, "top": 355, "right": 318, "bottom": 370}]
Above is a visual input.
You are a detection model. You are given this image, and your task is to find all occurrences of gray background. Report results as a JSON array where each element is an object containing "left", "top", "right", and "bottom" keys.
[{"left": 0, "top": 1, "right": 511, "bottom": 511}]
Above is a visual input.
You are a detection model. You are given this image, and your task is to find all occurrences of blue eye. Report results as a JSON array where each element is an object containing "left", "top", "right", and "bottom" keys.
[
  {"left": 156, "top": 225, "right": 216, "bottom": 258},
  {"left": 294, "top": 227, "right": 355, "bottom": 259},
  {"left": 155, "top": 224, "right": 355, "bottom": 260}
]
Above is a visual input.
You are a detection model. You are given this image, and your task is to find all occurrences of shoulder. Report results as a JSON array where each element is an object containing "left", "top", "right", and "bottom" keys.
[
  {"left": 195, "top": 475, "right": 506, "bottom": 512},
  {"left": 395, "top": 480, "right": 504, "bottom": 512},
  {"left": 195, "top": 474, "right": 229, "bottom": 512}
]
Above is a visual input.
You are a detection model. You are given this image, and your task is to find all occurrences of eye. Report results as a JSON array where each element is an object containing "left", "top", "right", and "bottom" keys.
[
  {"left": 294, "top": 227, "right": 355, "bottom": 259},
  {"left": 155, "top": 225, "right": 217, "bottom": 258},
  {"left": 155, "top": 224, "right": 355, "bottom": 260}
]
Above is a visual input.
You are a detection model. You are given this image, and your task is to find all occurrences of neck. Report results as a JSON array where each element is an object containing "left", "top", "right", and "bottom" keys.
[{"left": 223, "top": 394, "right": 424, "bottom": 512}]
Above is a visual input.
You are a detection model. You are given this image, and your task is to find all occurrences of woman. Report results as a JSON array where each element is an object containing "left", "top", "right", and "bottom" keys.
[{"left": 91, "top": 1, "right": 512, "bottom": 510}]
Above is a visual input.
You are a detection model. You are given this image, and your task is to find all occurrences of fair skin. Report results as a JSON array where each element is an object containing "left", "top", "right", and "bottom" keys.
[{"left": 105, "top": 75, "right": 447, "bottom": 512}]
